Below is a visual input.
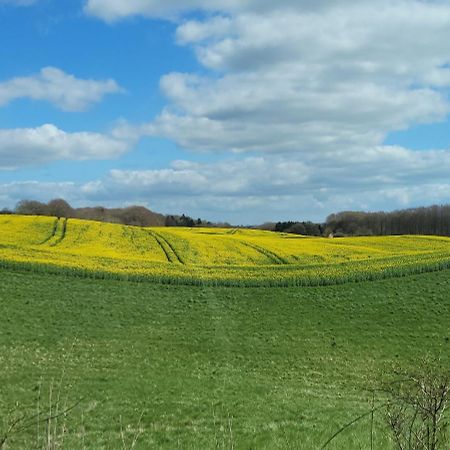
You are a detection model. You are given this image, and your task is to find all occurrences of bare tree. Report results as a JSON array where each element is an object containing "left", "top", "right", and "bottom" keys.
[
  {"left": 322, "top": 358, "right": 450, "bottom": 450},
  {"left": 384, "top": 359, "right": 450, "bottom": 450},
  {"left": 15, "top": 200, "right": 48, "bottom": 216},
  {"left": 47, "top": 199, "right": 74, "bottom": 218}
]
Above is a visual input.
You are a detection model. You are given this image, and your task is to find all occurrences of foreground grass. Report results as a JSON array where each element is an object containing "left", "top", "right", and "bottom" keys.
[{"left": 0, "top": 269, "right": 449, "bottom": 448}]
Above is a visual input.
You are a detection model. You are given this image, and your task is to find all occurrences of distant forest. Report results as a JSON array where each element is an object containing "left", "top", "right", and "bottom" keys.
[
  {"left": 2, "top": 199, "right": 221, "bottom": 228},
  {"left": 324, "top": 205, "right": 450, "bottom": 237},
  {"left": 4, "top": 199, "right": 450, "bottom": 237},
  {"left": 270, "top": 205, "right": 450, "bottom": 237}
]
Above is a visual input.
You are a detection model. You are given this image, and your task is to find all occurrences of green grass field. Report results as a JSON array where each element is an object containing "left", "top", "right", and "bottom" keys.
[{"left": 1, "top": 268, "right": 449, "bottom": 449}]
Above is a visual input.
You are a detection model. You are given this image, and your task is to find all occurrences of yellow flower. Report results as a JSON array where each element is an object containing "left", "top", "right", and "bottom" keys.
[{"left": 1, "top": 215, "right": 450, "bottom": 286}]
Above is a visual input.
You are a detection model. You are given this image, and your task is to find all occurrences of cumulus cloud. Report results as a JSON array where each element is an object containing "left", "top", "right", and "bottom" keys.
[
  {"left": 73, "top": 146, "right": 450, "bottom": 222},
  {"left": 77, "top": 1, "right": 450, "bottom": 220},
  {"left": 99, "top": 146, "right": 450, "bottom": 200},
  {"left": 4, "top": 144, "right": 450, "bottom": 222},
  {"left": 0, "top": 67, "right": 122, "bottom": 111},
  {"left": 0, "top": 124, "right": 130, "bottom": 169},
  {"left": 0, "top": 181, "right": 79, "bottom": 210},
  {"left": 109, "top": 0, "right": 450, "bottom": 159}
]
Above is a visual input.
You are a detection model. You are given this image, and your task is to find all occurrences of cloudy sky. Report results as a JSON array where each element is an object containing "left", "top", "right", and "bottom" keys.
[{"left": 1, "top": 0, "right": 450, "bottom": 224}]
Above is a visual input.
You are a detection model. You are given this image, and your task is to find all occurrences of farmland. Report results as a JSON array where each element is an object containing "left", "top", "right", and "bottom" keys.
[
  {"left": 0, "top": 268, "right": 449, "bottom": 449},
  {"left": 2, "top": 215, "right": 450, "bottom": 286},
  {"left": 1, "top": 214, "right": 450, "bottom": 448}
]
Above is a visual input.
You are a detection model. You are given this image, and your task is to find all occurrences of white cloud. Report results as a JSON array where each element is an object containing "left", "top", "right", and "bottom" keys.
[
  {"left": 75, "top": 147, "right": 450, "bottom": 222},
  {"left": 0, "top": 67, "right": 122, "bottom": 111},
  {"left": 4, "top": 144, "right": 450, "bottom": 222},
  {"left": 84, "top": 0, "right": 240, "bottom": 22},
  {"left": 71, "top": 1, "right": 450, "bottom": 221},
  {"left": 101, "top": 147, "right": 450, "bottom": 198},
  {"left": 176, "top": 16, "right": 233, "bottom": 44},
  {"left": 111, "top": 1, "right": 450, "bottom": 157},
  {"left": 84, "top": 0, "right": 366, "bottom": 22},
  {"left": 0, "top": 181, "right": 79, "bottom": 209},
  {"left": 0, "top": 124, "right": 130, "bottom": 169}
]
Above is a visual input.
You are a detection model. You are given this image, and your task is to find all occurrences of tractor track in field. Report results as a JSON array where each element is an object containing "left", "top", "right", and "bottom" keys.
[
  {"left": 148, "top": 231, "right": 185, "bottom": 264},
  {"left": 128, "top": 228, "right": 155, "bottom": 256},
  {"left": 239, "top": 240, "right": 288, "bottom": 265},
  {"left": 38, "top": 218, "right": 60, "bottom": 245},
  {"left": 50, "top": 218, "right": 68, "bottom": 247},
  {"left": 124, "top": 227, "right": 142, "bottom": 254},
  {"left": 129, "top": 228, "right": 141, "bottom": 252}
]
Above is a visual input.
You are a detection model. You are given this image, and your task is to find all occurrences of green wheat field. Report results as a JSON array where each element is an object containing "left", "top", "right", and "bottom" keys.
[{"left": 0, "top": 217, "right": 449, "bottom": 448}]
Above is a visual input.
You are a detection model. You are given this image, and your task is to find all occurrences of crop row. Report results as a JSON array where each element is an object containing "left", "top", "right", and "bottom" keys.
[{"left": 1, "top": 215, "right": 450, "bottom": 286}]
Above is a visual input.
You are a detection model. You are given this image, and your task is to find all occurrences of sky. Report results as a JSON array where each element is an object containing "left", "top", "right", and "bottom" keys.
[{"left": 1, "top": 0, "right": 450, "bottom": 224}]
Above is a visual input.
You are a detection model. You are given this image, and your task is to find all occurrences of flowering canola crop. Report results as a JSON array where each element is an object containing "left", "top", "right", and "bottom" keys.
[{"left": 2, "top": 215, "right": 450, "bottom": 286}]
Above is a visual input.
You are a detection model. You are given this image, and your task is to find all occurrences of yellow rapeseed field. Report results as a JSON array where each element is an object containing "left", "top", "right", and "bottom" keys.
[{"left": 1, "top": 215, "right": 450, "bottom": 286}]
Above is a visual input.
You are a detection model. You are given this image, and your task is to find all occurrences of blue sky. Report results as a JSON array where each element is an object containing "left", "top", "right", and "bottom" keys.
[{"left": 1, "top": 0, "right": 450, "bottom": 224}]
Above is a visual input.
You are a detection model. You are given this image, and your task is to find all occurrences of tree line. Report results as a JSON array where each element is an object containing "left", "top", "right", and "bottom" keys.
[
  {"left": 258, "top": 204, "right": 450, "bottom": 237},
  {"left": 273, "top": 221, "right": 323, "bottom": 236},
  {"left": 6, "top": 199, "right": 450, "bottom": 236},
  {"left": 325, "top": 205, "right": 450, "bottom": 237},
  {"left": 3, "top": 199, "right": 215, "bottom": 228}
]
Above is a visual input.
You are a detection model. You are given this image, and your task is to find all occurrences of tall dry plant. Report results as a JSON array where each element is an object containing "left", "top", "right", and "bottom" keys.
[{"left": 384, "top": 359, "right": 450, "bottom": 450}]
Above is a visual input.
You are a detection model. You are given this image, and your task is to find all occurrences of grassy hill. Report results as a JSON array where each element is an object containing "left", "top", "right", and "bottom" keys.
[
  {"left": 1, "top": 215, "right": 449, "bottom": 448},
  {"left": 2, "top": 215, "right": 450, "bottom": 286},
  {"left": 0, "top": 268, "right": 449, "bottom": 449}
]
